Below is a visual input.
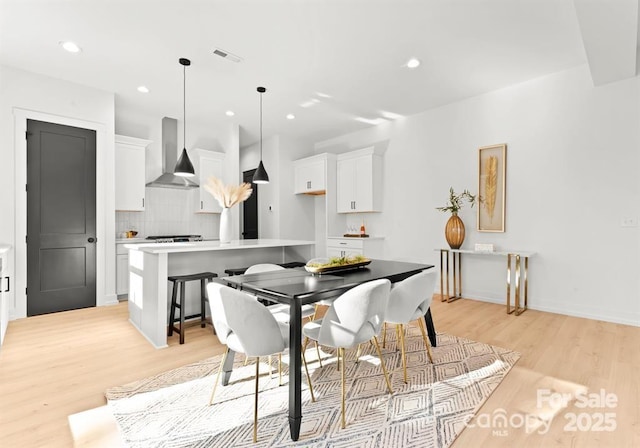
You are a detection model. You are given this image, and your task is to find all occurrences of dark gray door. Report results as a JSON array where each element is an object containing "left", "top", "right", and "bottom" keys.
[
  {"left": 27, "top": 120, "right": 97, "bottom": 316},
  {"left": 242, "top": 169, "right": 258, "bottom": 239}
]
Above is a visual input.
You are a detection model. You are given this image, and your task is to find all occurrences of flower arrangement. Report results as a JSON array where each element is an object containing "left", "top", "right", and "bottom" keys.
[
  {"left": 436, "top": 187, "right": 477, "bottom": 214},
  {"left": 204, "top": 176, "right": 253, "bottom": 208}
]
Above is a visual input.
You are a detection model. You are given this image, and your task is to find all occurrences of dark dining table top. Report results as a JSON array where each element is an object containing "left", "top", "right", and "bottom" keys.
[{"left": 222, "top": 259, "right": 435, "bottom": 305}]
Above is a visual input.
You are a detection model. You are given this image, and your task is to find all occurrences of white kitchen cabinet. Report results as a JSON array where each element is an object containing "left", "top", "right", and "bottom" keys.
[
  {"left": 326, "top": 237, "right": 384, "bottom": 259},
  {"left": 189, "top": 149, "right": 225, "bottom": 213},
  {"left": 294, "top": 154, "right": 327, "bottom": 194},
  {"left": 336, "top": 147, "right": 383, "bottom": 213},
  {"left": 116, "top": 244, "right": 129, "bottom": 296},
  {"left": 115, "top": 135, "right": 152, "bottom": 211}
]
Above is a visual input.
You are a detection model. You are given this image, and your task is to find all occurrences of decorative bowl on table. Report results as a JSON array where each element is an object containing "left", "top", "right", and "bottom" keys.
[{"left": 305, "top": 256, "right": 371, "bottom": 274}]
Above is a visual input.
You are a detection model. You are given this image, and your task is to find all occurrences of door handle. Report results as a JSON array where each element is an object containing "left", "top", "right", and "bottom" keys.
[{"left": 88, "top": 237, "right": 96, "bottom": 243}]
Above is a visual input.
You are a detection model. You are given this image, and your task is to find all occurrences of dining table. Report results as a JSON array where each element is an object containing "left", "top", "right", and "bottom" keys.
[{"left": 221, "top": 258, "right": 436, "bottom": 441}]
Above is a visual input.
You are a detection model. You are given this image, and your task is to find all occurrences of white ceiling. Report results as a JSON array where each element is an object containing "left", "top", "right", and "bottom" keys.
[{"left": 1, "top": 0, "right": 637, "bottom": 147}]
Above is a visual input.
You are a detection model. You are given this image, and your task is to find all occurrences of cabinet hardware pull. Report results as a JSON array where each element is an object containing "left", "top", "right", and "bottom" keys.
[
  {"left": 142, "top": 198, "right": 144, "bottom": 207},
  {"left": 201, "top": 200, "right": 203, "bottom": 210},
  {"left": 4, "top": 276, "right": 9, "bottom": 292}
]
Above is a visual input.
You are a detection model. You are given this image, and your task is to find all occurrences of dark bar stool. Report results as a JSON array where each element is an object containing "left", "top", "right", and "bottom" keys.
[{"left": 168, "top": 271, "right": 217, "bottom": 344}]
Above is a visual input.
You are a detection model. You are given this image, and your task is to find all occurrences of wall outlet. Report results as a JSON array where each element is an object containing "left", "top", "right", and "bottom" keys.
[{"left": 621, "top": 216, "right": 638, "bottom": 227}]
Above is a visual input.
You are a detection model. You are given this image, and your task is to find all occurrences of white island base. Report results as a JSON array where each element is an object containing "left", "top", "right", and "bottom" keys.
[{"left": 126, "top": 239, "right": 315, "bottom": 348}]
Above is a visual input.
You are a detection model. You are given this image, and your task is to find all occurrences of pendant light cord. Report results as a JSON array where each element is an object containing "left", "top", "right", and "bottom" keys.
[
  {"left": 183, "top": 63, "right": 186, "bottom": 149},
  {"left": 259, "top": 90, "right": 263, "bottom": 159}
]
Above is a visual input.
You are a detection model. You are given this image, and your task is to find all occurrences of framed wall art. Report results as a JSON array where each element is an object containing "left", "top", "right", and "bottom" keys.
[{"left": 477, "top": 143, "right": 506, "bottom": 232}]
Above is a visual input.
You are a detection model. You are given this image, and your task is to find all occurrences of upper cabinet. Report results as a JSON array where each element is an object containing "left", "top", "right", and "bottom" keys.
[
  {"left": 294, "top": 153, "right": 327, "bottom": 195},
  {"left": 189, "top": 149, "right": 225, "bottom": 213},
  {"left": 336, "top": 147, "right": 383, "bottom": 213},
  {"left": 115, "top": 135, "right": 152, "bottom": 211}
]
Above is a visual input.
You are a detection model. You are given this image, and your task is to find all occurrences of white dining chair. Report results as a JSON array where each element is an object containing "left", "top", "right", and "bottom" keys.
[
  {"left": 207, "top": 282, "right": 314, "bottom": 443},
  {"left": 384, "top": 269, "right": 438, "bottom": 383},
  {"left": 302, "top": 278, "right": 393, "bottom": 429},
  {"left": 244, "top": 264, "right": 316, "bottom": 322}
]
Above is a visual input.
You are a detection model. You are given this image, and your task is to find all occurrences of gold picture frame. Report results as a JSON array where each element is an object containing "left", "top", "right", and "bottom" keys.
[{"left": 477, "top": 143, "right": 506, "bottom": 232}]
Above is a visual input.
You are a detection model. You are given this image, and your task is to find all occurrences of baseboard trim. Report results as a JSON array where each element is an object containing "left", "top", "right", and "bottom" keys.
[{"left": 456, "top": 292, "right": 640, "bottom": 327}]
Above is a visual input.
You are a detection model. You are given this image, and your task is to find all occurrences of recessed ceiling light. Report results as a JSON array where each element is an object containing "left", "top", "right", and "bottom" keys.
[
  {"left": 286, "top": 114, "right": 295, "bottom": 120},
  {"left": 300, "top": 98, "right": 320, "bottom": 108},
  {"left": 225, "top": 110, "right": 235, "bottom": 117},
  {"left": 60, "top": 41, "right": 81, "bottom": 53},
  {"left": 316, "top": 92, "right": 331, "bottom": 98},
  {"left": 137, "top": 86, "right": 149, "bottom": 93},
  {"left": 406, "top": 58, "right": 420, "bottom": 69}
]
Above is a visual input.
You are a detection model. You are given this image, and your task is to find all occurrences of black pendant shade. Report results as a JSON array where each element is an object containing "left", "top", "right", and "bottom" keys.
[
  {"left": 174, "top": 57, "right": 195, "bottom": 177},
  {"left": 174, "top": 147, "right": 195, "bottom": 177},
  {"left": 253, "top": 160, "right": 269, "bottom": 184},
  {"left": 252, "top": 86, "right": 269, "bottom": 184}
]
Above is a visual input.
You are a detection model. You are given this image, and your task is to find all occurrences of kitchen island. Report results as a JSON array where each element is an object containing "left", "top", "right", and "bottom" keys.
[{"left": 126, "top": 239, "right": 315, "bottom": 348}]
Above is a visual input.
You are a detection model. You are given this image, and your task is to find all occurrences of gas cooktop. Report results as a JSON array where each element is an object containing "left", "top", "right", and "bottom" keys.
[{"left": 146, "top": 235, "right": 203, "bottom": 243}]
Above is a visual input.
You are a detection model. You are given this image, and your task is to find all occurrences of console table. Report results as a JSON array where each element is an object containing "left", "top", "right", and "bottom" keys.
[{"left": 437, "top": 248, "right": 535, "bottom": 315}]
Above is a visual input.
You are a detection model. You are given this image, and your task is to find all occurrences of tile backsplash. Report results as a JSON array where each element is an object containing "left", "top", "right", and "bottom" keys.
[{"left": 116, "top": 187, "right": 219, "bottom": 238}]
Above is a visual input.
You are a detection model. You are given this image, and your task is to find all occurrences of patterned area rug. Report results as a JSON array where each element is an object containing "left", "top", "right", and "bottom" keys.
[{"left": 106, "top": 329, "right": 519, "bottom": 447}]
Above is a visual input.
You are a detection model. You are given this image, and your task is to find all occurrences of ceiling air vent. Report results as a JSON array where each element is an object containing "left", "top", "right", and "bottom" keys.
[{"left": 212, "top": 47, "right": 243, "bottom": 63}]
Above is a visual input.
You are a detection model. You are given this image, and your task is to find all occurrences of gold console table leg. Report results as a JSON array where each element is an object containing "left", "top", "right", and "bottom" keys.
[
  {"left": 439, "top": 249, "right": 449, "bottom": 301},
  {"left": 506, "top": 254, "right": 528, "bottom": 315},
  {"left": 439, "top": 249, "right": 461, "bottom": 302}
]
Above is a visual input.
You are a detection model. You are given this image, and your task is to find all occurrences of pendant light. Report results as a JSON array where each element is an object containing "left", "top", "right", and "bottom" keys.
[
  {"left": 252, "top": 86, "right": 269, "bottom": 184},
  {"left": 174, "top": 58, "right": 195, "bottom": 177}
]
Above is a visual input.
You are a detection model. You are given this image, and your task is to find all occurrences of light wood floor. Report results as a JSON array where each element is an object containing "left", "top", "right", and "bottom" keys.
[{"left": 0, "top": 298, "right": 638, "bottom": 447}]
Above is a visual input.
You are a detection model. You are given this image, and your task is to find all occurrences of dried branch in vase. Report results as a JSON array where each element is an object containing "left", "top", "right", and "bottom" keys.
[{"left": 204, "top": 176, "right": 253, "bottom": 208}]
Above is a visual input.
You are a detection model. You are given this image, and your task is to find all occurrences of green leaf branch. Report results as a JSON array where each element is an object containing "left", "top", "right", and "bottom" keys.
[{"left": 436, "top": 187, "right": 477, "bottom": 214}]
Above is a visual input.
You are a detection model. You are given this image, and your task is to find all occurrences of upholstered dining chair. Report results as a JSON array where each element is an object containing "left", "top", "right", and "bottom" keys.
[
  {"left": 244, "top": 264, "right": 316, "bottom": 322},
  {"left": 207, "top": 282, "right": 314, "bottom": 443},
  {"left": 383, "top": 269, "right": 438, "bottom": 383},
  {"left": 244, "top": 263, "right": 320, "bottom": 371},
  {"left": 302, "top": 279, "right": 393, "bottom": 429}
]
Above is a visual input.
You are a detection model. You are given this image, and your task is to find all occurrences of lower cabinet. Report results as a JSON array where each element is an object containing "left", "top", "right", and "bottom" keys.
[
  {"left": 326, "top": 238, "right": 384, "bottom": 259},
  {"left": 116, "top": 253, "right": 129, "bottom": 296}
]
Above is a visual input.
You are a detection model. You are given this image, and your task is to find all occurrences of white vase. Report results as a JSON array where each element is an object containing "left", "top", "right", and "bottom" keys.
[{"left": 219, "top": 207, "right": 232, "bottom": 244}]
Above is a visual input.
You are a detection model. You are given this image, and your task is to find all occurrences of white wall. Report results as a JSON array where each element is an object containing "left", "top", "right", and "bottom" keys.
[
  {"left": 0, "top": 65, "right": 116, "bottom": 318},
  {"left": 314, "top": 65, "right": 640, "bottom": 326}
]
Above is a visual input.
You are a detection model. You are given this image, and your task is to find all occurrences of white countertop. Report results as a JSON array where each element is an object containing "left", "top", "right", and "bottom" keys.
[
  {"left": 126, "top": 238, "right": 316, "bottom": 254},
  {"left": 116, "top": 238, "right": 147, "bottom": 244}
]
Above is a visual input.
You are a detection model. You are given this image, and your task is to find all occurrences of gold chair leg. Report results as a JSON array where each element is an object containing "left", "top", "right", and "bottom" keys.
[
  {"left": 278, "top": 353, "right": 282, "bottom": 386},
  {"left": 398, "top": 324, "right": 407, "bottom": 384},
  {"left": 395, "top": 325, "right": 401, "bottom": 351},
  {"left": 315, "top": 341, "right": 323, "bottom": 368},
  {"left": 340, "top": 347, "right": 346, "bottom": 429},
  {"left": 382, "top": 323, "right": 387, "bottom": 348},
  {"left": 301, "top": 345, "right": 316, "bottom": 402},
  {"left": 304, "top": 336, "right": 323, "bottom": 368},
  {"left": 209, "top": 348, "right": 228, "bottom": 405},
  {"left": 253, "top": 357, "right": 260, "bottom": 443},
  {"left": 244, "top": 354, "right": 249, "bottom": 366},
  {"left": 355, "top": 343, "right": 362, "bottom": 363},
  {"left": 373, "top": 336, "right": 393, "bottom": 395},
  {"left": 417, "top": 318, "right": 434, "bottom": 363}
]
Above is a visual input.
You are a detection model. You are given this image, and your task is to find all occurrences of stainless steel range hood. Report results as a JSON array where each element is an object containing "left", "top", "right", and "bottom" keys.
[{"left": 146, "top": 117, "right": 198, "bottom": 189}]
